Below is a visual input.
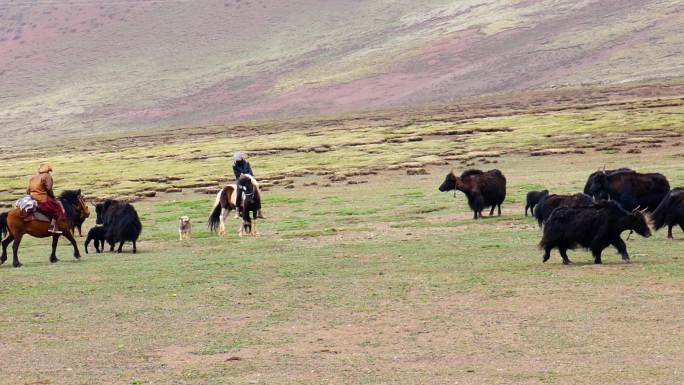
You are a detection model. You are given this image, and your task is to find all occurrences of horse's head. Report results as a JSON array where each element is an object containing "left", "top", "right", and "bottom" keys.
[
  {"left": 59, "top": 189, "right": 88, "bottom": 226},
  {"left": 77, "top": 190, "right": 90, "bottom": 220}
]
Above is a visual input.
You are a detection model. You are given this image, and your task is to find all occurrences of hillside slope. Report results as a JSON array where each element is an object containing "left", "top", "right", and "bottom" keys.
[{"left": 0, "top": 0, "right": 682, "bottom": 140}]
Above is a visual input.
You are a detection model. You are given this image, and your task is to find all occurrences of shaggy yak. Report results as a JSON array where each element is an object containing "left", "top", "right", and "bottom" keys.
[
  {"left": 651, "top": 188, "right": 684, "bottom": 239},
  {"left": 584, "top": 168, "right": 669, "bottom": 211},
  {"left": 540, "top": 201, "right": 651, "bottom": 265},
  {"left": 534, "top": 193, "right": 594, "bottom": 227},
  {"left": 438, "top": 169, "right": 506, "bottom": 219},
  {"left": 95, "top": 200, "right": 142, "bottom": 253},
  {"left": 84, "top": 226, "right": 105, "bottom": 254},
  {"left": 525, "top": 190, "right": 549, "bottom": 217}
]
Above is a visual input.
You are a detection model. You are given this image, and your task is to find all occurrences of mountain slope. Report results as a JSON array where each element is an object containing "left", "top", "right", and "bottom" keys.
[{"left": 0, "top": 0, "right": 682, "bottom": 140}]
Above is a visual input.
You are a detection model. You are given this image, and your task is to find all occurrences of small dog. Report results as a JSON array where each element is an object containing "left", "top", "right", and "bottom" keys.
[
  {"left": 178, "top": 216, "right": 192, "bottom": 240},
  {"left": 85, "top": 226, "right": 105, "bottom": 254}
]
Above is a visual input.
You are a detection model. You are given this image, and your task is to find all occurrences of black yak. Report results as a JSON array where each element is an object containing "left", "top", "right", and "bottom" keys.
[
  {"left": 540, "top": 201, "right": 651, "bottom": 265},
  {"left": 84, "top": 226, "right": 105, "bottom": 254},
  {"left": 96, "top": 200, "right": 142, "bottom": 253},
  {"left": 651, "top": 188, "right": 684, "bottom": 239},
  {"left": 584, "top": 169, "right": 669, "bottom": 211},
  {"left": 439, "top": 169, "right": 506, "bottom": 219},
  {"left": 525, "top": 190, "right": 549, "bottom": 217},
  {"left": 534, "top": 193, "right": 594, "bottom": 227}
]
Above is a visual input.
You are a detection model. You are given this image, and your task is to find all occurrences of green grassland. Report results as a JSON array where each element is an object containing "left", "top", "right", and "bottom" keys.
[{"left": 1, "top": 94, "right": 684, "bottom": 383}]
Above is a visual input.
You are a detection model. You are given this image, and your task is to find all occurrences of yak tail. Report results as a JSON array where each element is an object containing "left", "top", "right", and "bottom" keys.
[
  {"left": 0, "top": 212, "right": 7, "bottom": 240},
  {"left": 208, "top": 191, "right": 223, "bottom": 233},
  {"left": 84, "top": 234, "right": 91, "bottom": 254},
  {"left": 651, "top": 191, "right": 672, "bottom": 231}
]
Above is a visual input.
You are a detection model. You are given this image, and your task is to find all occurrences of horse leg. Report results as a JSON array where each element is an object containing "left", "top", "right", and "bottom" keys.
[
  {"left": 50, "top": 234, "right": 60, "bottom": 263},
  {"left": 12, "top": 233, "right": 23, "bottom": 268},
  {"left": 77, "top": 223, "right": 83, "bottom": 237},
  {"left": 498, "top": 204, "right": 502, "bottom": 216},
  {"left": 1, "top": 233, "right": 14, "bottom": 265},
  {"left": 668, "top": 224, "right": 674, "bottom": 239},
  {"left": 132, "top": 240, "right": 137, "bottom": 254},
  {"left": 489, "top": 205, "right": 495, "bottom": 216},
  {"left": 117, "top": 241, "right": 124, "bottom": 253},
  {"left": 62, "top": 231, "right": 81, "bottom": 260},
  {"left": 219, "top": 208, "right": 227, "bottom": 236}
]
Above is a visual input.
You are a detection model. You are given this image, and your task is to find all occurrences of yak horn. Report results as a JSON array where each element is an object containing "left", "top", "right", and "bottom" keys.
[{"left": 632, "top": 205, "right": 641, "bottom": 212}]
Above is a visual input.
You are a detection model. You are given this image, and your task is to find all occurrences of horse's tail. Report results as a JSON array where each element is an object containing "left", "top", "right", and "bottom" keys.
[
  {"left": 0, "top": 212, "right": 7, "bottom": 240},
  {"left": 208, "top": 190, "right": 223, "bottom": 233}
]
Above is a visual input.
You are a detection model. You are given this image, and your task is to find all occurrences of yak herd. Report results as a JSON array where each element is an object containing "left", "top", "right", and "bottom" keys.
[{"left": 439, "top": 168, "right": 683, "bottom": 265}]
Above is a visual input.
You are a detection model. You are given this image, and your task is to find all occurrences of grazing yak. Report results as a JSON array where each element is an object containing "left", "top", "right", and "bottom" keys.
[
  {"left": 439, "top": 169, "right": 506, "bottom": 219},
  {"left": 540, "top": 201, "right": 651, "bottom": 265},
  {"left": 652, "top": 188, "right": 684, "bottom": 239},
  {"left": 96, "top": 200, "right": 142, "bottom": 253},
  {"left": 84, "top": 226, "right": 105, "bottom": 254},
  {"left": 584, "top": 168, "right": 669, "bottom": 211},
  {"left": 525, "top": 190, "right": 549, "bottom": 217},
  {"left": 534, "top": 193, "right": 594, "bottom": 227}
]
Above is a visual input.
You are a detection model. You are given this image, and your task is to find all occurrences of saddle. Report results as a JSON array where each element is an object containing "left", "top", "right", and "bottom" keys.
[
  {"left": 15, "top": 196, "right": 50, "bottom": 222},
  {"left": 23, "top": 211, "right": 51, "bottom": 223}
]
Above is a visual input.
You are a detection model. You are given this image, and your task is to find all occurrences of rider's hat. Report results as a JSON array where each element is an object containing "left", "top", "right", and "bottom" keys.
[{"left": 38, "top": 162, "right": 53, "bottom": 173}]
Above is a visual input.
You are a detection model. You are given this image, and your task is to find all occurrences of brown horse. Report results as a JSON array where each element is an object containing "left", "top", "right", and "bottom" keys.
[{"left": 1, "top": 190, "right": 87, "bottom": 267}]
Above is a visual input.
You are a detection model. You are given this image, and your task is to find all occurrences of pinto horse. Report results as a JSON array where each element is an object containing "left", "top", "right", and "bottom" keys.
[
  {"left": 1, "top": 190, "right": 86, "bottom": 267},
  {"left": 237, "top": 175, "right": 262, "bottom": 237},
  {"left": 208, "top": 184, "right": 237, "bottom": 236},
  {"left": 208, "top": 175, "right": 262, "bottom": 236}
]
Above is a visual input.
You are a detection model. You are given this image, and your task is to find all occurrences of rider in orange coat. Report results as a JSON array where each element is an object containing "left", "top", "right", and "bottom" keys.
[{"left": 27, "top": 163, "right": 64, "bottom": 233}]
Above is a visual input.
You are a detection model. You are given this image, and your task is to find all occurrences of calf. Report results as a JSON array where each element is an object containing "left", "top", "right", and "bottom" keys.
[
  {"left": 525, "top": 190, "right": 549, "bottom": 217},
  {"left": 540, "top": 201, "right": 651, "bottom": 265},
  {"left": 96, "top": 200, "right": 142, "bottom": 253},
  {"left": 651, "top": 188, "right": 684, "bottom": 239},
  {"left": 534, "top": 193, "right": 593, "bottom": 227},
  {"left": 438, "top": 169, "right": 507, "bottom": 219},
  {"left": 84, "top": 226, "right": 105, "bottom": 254}
]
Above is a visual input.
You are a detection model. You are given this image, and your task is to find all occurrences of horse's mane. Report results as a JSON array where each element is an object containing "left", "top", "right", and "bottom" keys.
[
  {"left": 460, "top": 169, "right": 484, "bottom": 178},
  {"left": 59, "top": 190, "right": 81, "bottom": 225}
]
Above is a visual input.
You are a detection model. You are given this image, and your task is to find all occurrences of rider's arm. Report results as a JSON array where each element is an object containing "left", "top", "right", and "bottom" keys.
[
  {"left": 233, "top": 163, "right": 241, "bottom": 180},
  {"left": 245, "top": 161, "right": 254, "bottom": 177},
  {"left": 44, "top": 174, "right": 55, "bottom": 198}
]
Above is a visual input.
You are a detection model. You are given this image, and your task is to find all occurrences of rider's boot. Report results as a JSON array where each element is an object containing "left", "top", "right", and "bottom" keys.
[{"left": 48, "top": 219, "right": 62, "bottom": 234}]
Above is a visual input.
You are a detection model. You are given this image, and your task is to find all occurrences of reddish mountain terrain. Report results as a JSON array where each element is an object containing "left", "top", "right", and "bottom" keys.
[{"left": 0, "top": 0, "right": 682, "bottom": 140}]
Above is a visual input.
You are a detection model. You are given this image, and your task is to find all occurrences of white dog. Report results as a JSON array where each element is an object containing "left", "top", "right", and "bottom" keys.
[{"left": 178, "top": 216, "right": 192, "bottom": 240}]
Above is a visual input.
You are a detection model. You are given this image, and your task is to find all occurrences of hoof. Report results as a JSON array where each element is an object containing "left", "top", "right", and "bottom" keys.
[
  {"left": 562, "top": 260, "right": 570, "bottom": 265},
  {"left": 50, "top": 257, "right": 59, "bottom": 263},
  {"left": 74, "top": 254, "right": 81, "bottom": 260},
  {"left": 13, "top": 262, "right": 22, "bottom": 268}
]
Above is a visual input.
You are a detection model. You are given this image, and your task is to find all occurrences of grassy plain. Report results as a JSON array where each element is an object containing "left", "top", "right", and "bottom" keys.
[{"left": 0, "top": 88, "right": 684, "bottom": 384}]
